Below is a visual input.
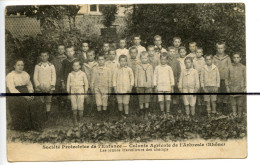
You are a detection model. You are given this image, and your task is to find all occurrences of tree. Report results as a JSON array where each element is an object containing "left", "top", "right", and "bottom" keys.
[
  {"left": 100, "top": 4, "right": 118, "bottom": 28},
  {"left": 126, "top": 4, "right": 245, "bottom": 63}
]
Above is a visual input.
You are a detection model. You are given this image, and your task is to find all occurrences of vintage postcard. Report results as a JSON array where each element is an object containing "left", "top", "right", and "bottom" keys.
[{"left": 4, "top": 3, "right": 247, "bottom": 161}]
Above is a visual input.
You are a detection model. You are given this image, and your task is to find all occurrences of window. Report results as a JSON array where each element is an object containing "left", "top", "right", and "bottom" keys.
[{"left": 90, "top": 5, "right": 97, "bottom": 12}]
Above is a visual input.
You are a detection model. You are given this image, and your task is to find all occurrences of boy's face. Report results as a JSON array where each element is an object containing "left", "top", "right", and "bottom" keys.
[
  {"left": 119, "top": 58, "right": 127, "bottom": 67},
  {"left": 160, "top": 57, "right": 167, "bottom": 65},
  {"left": 82, "top": 43, "right": 89, "bottom": 52},
  {"left": 87, "top": 52, "right": 95, "bottom": 62},
  {"left": 141, "top": 55, "right": 149, "bottom": 64},
  {"left": 133, "top": 37, "right": 141, "bottom": 46},
  {"left": 66, "top": 48, "right": 75, "bottom": 59},
  {"left": 168, "top": 49, "right": 176, "bottom": 59},
  {"left": 98, "top": 57, "right": 105, "bottom": 66},
  {"left": 233, "top": 54, "right": 241, "bottom": 64},
  {"left": 189, "top": 43, "right": 197, "bottom": 52},
  {"left": 130, "top": 49, "right": 137, "bottom": 59},
  {"left": 58, "top": 46, "right": 65, "bottom": 55},
  {"left": 103, "top": 44, "right": 110, "bottom": 52},
  {"left": 109, "top": 50, "right": 116, "bottom": 61},
  {"left": 41, "top": 53, "right": 49, "bottom": 62},
  {"left": 179, "top": 49, "right": 187, "bottom": 58},
  {"left": 14, "top": 61, "right": 24, "bottom": 73},
  {"left": 119, "top": 40, "right": 126, "bottom": 49},
  {"left": 185, "top": 59, "right": 192, "bottom": 69},
  {"left": 72, "top": 62, "right": 81, "bottom": 71},
  {"left": 148, "top": 47, "right": 155, "bottom": 56},
  {"left": 196, "top": 49, "right": 203, "bottom": 58},
  {"left": 205, "top": 56, "right": 213, "bottom": 66},
  {"left": 154, "top": 37, "right": 162, "bottom": 47},
  {"left": 173, "top": 39, "right": 181, "bottom": 47},
  {"left": 216, "top": 44, "right": 225, "bottom": 54}
]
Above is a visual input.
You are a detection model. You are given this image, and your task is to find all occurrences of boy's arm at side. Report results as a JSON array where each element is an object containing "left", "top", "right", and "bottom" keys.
[
  {"left": 194, "top": 70, "right": 200, "bottom": 92},
  {"left": 83, "top": 73, "right": 89, "bottom": 94},
  {"left": 129, "top": 68, "right": 134, "bottom": 90},
  {"left": 178, "top": 72, "right": 183, "bottom": 92},
  {"left": 51, "top": 65, "right": 56, "bottom": 89},
  {"left": 66, "top": 74, "right": 71, "bottom": 93},
  {"left": 33, "top": 65, "right": 40, "bottom": 90}
]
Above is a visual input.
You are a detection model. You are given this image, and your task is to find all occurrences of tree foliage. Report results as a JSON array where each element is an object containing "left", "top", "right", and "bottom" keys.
[
  {"left": 127, "top": 3, "right": 245, "bottom": 63},
  {"left": 100, "top": 4, "right": 118, "bottom": 28}
]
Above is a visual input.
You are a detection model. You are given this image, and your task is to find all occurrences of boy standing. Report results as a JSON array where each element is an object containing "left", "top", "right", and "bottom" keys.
[
  {"left": 100, "top": 42, "right": 110, "bottom": 60},
  {"left": 154, "top": 35, "right": 167, "bottom": 54},
  {"left": 186, "top": 42, "right": 197, "bottom": 60},
  {"left": 172, "top": 37, "right": 182, "bottom": 58},
  {"left": 147, "top": 45, "right": 160, "bottom": 69},
  {"left": 200, "top": 55, "right": 220, "bottom": 117},
  {"left": 77, "top": 41, "right": 89, "bottom": 63},
  {"left": 154, "top": 53, "right": 175, "bottom": 114},
  {"left": 226, "top": 53, "right": 246, "bottom": 118},
  {"left": 52, "top": 44, "right": 67, "bottom": 108},
  {"left": 34, "top": 50, "right": 56, "bottom": 119},
  {"left": 113, "top": 55, "right": 134, "bottom": 118},
  {"left": 193, "top": 47, "right": 206, "bottom": 112},
  {"left": 128, "top": 47, "right": 140, "bottom": 75},
  {"left": 135, "top": 51, "right": 154, "bottom": 118},
  {"left": 82, "top": 50, "right": 98, "bottom": 117},
  {"left": 91, "top": 56, "right": 112, "bottom": 120},
  {"left": 132, "top": 35, "right": 146, "bottom": 60},
  {"left": 167, "top": 46, "right": 181, "bottom": 111},
  {"left": 116, "top": 39, "right": 130, "bottom": 61},
  {"left": 178, "top": 57, "right": 200, "bottom": 119},
  {"left": 213, "top": 42, "right": 231, "bottom": 114},
  {"left": 178, "top": 46, "right": 187, "bottom": 73},
  {"left": 67, "top": 60, "right": 88, "bottom": 126}
]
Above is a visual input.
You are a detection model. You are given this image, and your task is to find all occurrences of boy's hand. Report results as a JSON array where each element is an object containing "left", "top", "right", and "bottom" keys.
[
  {"left": 171, "top": 86, "right": 174, "bottom": 93},
  {"left": 129, "top": 85, "right": 133, "bottom": 92},
  {"left": 47, "top": 85, "right": 54, "bottom": 92},
  {"left": 203, "top": 87, "right": 207, "bottom": 93},
  {"left": 226, "top": 86, "right": 230, "bottom": 93},
  {"left": 154, "top": 86, "right": 158, "bottom": 93},
  {"left": 61, "top": 82, "right": 65, "bottom": 90}
]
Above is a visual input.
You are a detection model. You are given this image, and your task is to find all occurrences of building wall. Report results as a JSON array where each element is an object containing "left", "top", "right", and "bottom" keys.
[{"left": 5, "top": 15, "right": 128, "bottom": 38}]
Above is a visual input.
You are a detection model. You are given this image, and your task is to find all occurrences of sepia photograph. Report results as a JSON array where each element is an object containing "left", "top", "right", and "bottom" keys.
[{"left": 4, "top": 3, "right": 247, "bottom": 161}]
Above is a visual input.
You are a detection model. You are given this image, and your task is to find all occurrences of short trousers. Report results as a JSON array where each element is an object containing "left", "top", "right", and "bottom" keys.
[
  {"left": 94, "top": 88, "right": 109, "bottom": 107},
  {"left": 136, "top": 87, "right": 152, "bottom": 104},
  {"left": 158, "top": 91, "right": 171, "bottom": 102},
  {"left": 39, "top": 91, "right": 53, "bottom": 104},
  {"left": 181, "top": 88, "right": 196, "bottom": 106},
  {"left": 70, "top": 87, "right": 85, "bottom": 111},
  {"left": 116, "top": 95, "right": 130, "bottom": 104},
  {"left": 230, "top": 96, "right": 243, "bottom": 106},
  {"left": 203, "top": 86, "right": 217, "bottom": 102}
]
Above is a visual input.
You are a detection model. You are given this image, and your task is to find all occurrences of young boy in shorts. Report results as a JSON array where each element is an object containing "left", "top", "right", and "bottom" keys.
[
  {"left": 154, "top": 52, "right": 175, "bottom": 115},
  {"left": 113, "top": 55, "right": 134, "bottom": 118},
  {"left": 178, "top": 57, "right": 200, "bottom": 120},
  {"left": 226, "top": 53, "right": 246, "bottom": 118},
  {"left": 91, "top": 56, "right": 112, "bottom": 120},
  {"left": 135, "top": 51, "right": 154, "bottom": 118},
  {"left": 200, "top": 55, "right": 220, "bottom": 117}
]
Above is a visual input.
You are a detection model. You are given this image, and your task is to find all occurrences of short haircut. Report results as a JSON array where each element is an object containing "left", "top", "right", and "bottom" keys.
[
  {"left": 66, "top": 45, "right": 74, "bottom": 50},
  {"left": 233, "top": 52, "right": 242, "bottom": 57},
  {"left": 147, "top": 45, "right": 155, "bottom": 50},
  {"left": 185, "top": 57, "right": 193, "bottom": 63},
  {"left": 103, "top": 42, "right": 110, "bottom": 46},
  {"left": 189, "top": 42, "right": 197, "bottom": 46},
  {"left": 72, "top": 60, "right": 82, "bottom": 66},
  {"left": 57, "top": 44, "right": 65, "bottom": 48},
  {"left": 205, "top": 54, "right": 213, "bottom": 59},
  {"left": 173, "top": 37, "right": 181, "bottom": 42},
  {"left": 97, "top": 55, "right": 105, "bottom": 60},
  {"left": 87, "top": 49, "right": 95, "bottom": 55},
  {"left": 216, "top": 41, "right": 226, "bottom": 47},
  {"left": 119, "top": 54, "right": 128, "bottom": 62},
  {"left": 109, "top": 48, "right": 116, "bottom": 54},
  {"left": 129, "top": 46, "right": 138, "bottom": 53},
  {"left": 82, "top": 40, "right": 89, "bottom": 45},
  {"left": 154, "top": 35, "right": 162, "bottom": 40},
  {"left": 40, "top": 49, "right": 49, "bottom": 55},
  {"left": 140, "top": 51, "right": 148, "bottom": 58},
  {"left": 160, "top": 52, "right": 168, "bottom": 59},
  {"left": 168, "top": 46, "right": 176, "bottom": 51},
  {"left": 13, "top": 58, "right": 24, "bottom": 66},
  {"left": 133, "top": 34, "right": 141, "bottom": 39},
  {"left": 178, "top": 46, "right": 186, "bottom": 53},
  {"left": 119, "top": 38, "right": 126, "bottom": 42},
  {"left": 196, "top": 47, "right": 203, "bottom": 52}
]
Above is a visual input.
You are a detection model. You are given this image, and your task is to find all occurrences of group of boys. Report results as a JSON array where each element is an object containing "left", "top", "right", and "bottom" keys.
[{"left": 33, "top": 34, "right": 246, "bottom": 126}]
